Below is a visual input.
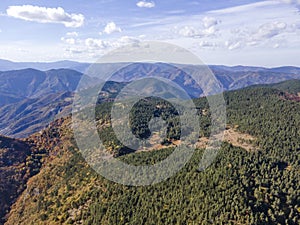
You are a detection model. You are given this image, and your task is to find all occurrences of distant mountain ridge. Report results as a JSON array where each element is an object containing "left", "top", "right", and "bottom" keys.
[
  {"left": 1, "top": 58, "right": 300, "bottom": 74},
  {"left": 1, "top": 59, "right": 300, "bottom": 94},
  {"left": 0, "top": 59, "right": 90, "bottom": 73},
  {"left": 0, "top": 61, "right": 300, "bottom": 138},
  {"left": 0, "top": 68, "right": 102, "bottom": 138},
  {"left": 0, "top": 68, "right": 100, "bottom": 107}
]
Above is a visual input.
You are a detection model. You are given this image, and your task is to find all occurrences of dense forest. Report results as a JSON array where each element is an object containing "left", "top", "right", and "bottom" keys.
[{"left": 4, "top": 82, "right": 300, "bottom": 224}]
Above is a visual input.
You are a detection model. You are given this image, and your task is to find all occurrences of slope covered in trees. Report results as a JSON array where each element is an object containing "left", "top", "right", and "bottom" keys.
[
  {"left": 3, "top": 82, "right": 300, "bottom": 224},
  {"left": 0, "top": 136, "right": 47, "bottom": 224}
]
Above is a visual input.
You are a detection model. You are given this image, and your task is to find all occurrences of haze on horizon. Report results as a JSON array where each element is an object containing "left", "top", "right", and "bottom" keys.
[{"left": 0, "top": 0, "right": 299, "bottom": 67}]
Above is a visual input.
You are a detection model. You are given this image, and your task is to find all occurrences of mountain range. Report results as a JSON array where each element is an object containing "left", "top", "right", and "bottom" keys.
[
  {"left": 0, "top": 59, "right": 90, "bottom": 73},
  {"left": 0, "top": 60, "right": 300, "bottom": 138}
]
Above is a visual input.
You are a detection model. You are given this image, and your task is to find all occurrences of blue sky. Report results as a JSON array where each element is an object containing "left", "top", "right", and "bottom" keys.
[{"left": 0, "top": 0, "right": 299, "bottom": 66}]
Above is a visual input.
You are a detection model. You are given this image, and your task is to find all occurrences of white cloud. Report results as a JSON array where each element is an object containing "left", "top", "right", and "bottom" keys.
[
  {"left": 202, "top": 17, "right": 219, "bottom": 28},
  {"left": 62, "top": 35, "right": 142, "bottom": 57},
  {"left": 252, "top": 21, "right": 287, "bottom": 40},
  {"left": 196, "top": 0, "right": 298, "bottom": 53},
  {"left": 209, "top": 1, "right": 280, "bottom": 14},
  {"left": 65, "top": 47, "right": 83, "bottom": 54},
  {"left": 175, "top": 23, "right": 218, "bottom": 38},
  {"left": 175, "top": 16, "right": 220, "bottom": 38},
  {"left": 165, "top": 10, "right": 186, "bottom": 15},
  {"left": 246, "top": 41, "right": 259, "bottom": 46},
  {"left": 136, "top": 1, "right": 155, "bottom": 8},
  {"left": 85, "top": 36, "right": 140, "bottom": 49},
  {"left": 138, "top": 34, "right": 146, "bottom": 39},
  {"left": 199, "top": 40, "right": 217, "bottom": 48},
  {"left": 277, "top": 0, "right": 300, "bottom": 5},
  {"left": 6, "top": 5, "right": 84, "bottom": 28},
  {"left": 225, "top": 40, "right": 243, "bottom": 50},
  {"left": 177, "top": 24, "right": 218, "bottom": 38},
  {"left": 202, "top": 26, "right": 218, "bottom": 36},
  {"left": 103, "top": 22, "right": 122, "bottom": 34},
  {"left": 61, "top": 37, "right": 76, "bottom": 45},
  {"left": 221, "top": 20, "right": 288, "bottom": 51},
  {"left": 131, "top": 20, "right": 162, "bottom": 28},
  {"left": 66, "top": 32, "right": 78, "bottom": 37},
  {"left": 117, "top": 36, "right": 140, "bottom": 46},
  {"left": 178, "top": 26, "right": 202, "bottom": 38},
  {"left": 85, "top": 38, "right": 109, "bottom": 49}
]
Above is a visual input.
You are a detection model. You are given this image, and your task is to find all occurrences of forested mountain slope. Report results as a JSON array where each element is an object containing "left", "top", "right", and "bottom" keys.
[
  {"left": 0, "top": 136, "right": 44, "bottom": 224},
  {"left": 2, "top": 82, "right": 299, "bottom": 225}
]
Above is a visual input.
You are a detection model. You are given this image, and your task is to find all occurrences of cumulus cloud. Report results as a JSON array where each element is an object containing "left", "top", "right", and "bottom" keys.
[
  {"left": 177, "top": 26, "right": 216, "bottom": 38},
  {"left": 136, "top": 1, "right": 155, "bottom": 8},
  {"left": 252, "top": 21, "right": 287, "bottom": 40},
  {"left": 63, "top": 35, "right": 142, "bottom": 56},
  {"left": 66, "top": 32, "right": 78, "bottom": 37},
  {"left": 103, "top": 22, "right": 122, "bottom": 34},
  {"left": 6, "top": 5, "right": 84, "bottom": 28},
  {"left": 177, "top": 25, "right": 218, "bottom": 38},
  {"left": 61, "top": 37, "right": 76, "bottom": 45},
  {"left": 176, "top": 16, "right": 220, "bottom": 38},
  {"left": 222, "top": 20, "right": 288, "bottom": 51},
  {"left": 178, "top": 26, "right": 202, "bottom": 38},
  {"left": 202, "top": 26, "right": 218, "bottom": 36},
  {"left": 202, "top": 17, "right": 219, "bottom": 28},
  {"left": 117, "top": 36, "right": 140, "bottom": 46},
  {"left": 85, "top": 38, "right": 109, "bottom": 49}
]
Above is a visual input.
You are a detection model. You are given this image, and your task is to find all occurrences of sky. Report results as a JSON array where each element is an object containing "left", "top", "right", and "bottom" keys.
[{"left": 0, "top": 0, "right": 300, "bottom": 67}]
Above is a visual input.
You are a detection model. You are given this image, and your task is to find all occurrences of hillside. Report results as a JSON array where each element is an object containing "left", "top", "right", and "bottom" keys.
[
  {"left": 0, "top": 68, "right": 100, "bottom": 107},
  {"left": 0, "top": 80, "right": 128, "bottom": 138},
  {"left": 2, "top": 82, "right": 299, "bottom": 224},
  {"left": 0, "top": 136, "right": 45, "bottom": 224},
  {"left": 269, "top": 79, "right": 300, "bottom": 95},
  {"left": 0, "top": 68, "right": 102, "bottom": 138},
  {"left": 0, "top": 92, "right": 73, "bottom": 138}
]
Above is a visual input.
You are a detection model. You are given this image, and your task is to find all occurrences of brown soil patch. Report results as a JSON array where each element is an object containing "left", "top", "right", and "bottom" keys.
[
  {"left": 196, "top": 127, "right": 257, "bottom": 151},
  {"left": 281, "top": 92, "right": 300, "bottom": 102},
  {"left": 136, "top": 126, "right": 257, "bottom": 152}
]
